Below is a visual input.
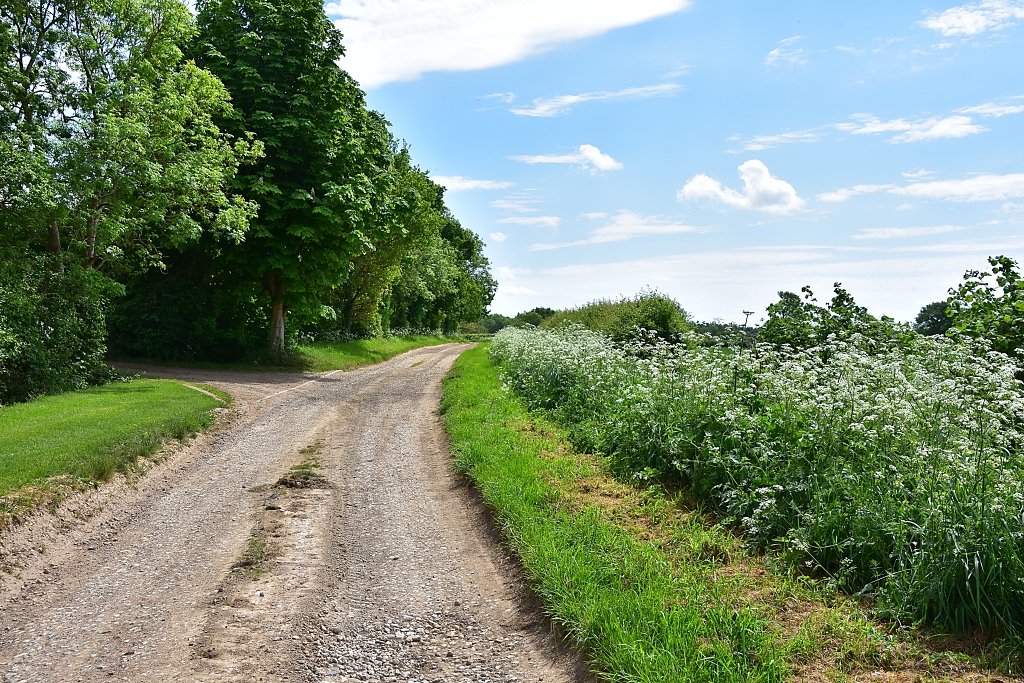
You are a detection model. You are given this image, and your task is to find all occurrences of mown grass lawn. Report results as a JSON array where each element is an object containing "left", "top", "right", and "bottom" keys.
[
  {"left": 442, "top": 343, "right": 1010, "bottom": 682},
  {"left": 0, "top": 379, "right": 225, "bottom": 495}
]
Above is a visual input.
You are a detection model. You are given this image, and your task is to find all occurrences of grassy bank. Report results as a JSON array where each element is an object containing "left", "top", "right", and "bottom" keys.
[
  {"left": 441, "top": 343, "right": 1010, "bottom": 682},
  {"left": 0, "top": 379, "right": 225, "bottom": 497},
  {"left": 295, "top": 335, "right": 456, "bottom": 372}
]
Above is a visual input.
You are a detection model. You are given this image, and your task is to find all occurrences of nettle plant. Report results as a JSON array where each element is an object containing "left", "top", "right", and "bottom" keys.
[{"left": 491, "top": 324, "right": 1024, "bottom": 647}]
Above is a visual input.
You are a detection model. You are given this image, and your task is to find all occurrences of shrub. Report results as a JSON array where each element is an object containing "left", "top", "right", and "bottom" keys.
[{"left": 543, "top": 289, "right": 690, "bottom": 343}]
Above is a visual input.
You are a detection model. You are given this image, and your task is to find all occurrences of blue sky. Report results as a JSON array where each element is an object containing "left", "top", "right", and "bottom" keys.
[{"left": 327, "top": 0, "right": 1024, "bottom": 323}]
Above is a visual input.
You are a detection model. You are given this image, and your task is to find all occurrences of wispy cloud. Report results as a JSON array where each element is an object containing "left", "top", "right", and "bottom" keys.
[
  {"left": 956, "top": 101, "right": 1024, "bottom": 117},
  {"left": 529, "top": 210, "right": 703, "bottom": 251},
  {"left": 852, "top": 225, "right": 968, "bottom": 239},
  {"left": 432, "top": 175, "right": 514, "bottom": 191},
  {"left": 511, "top": 144, "right": 623, "bottom": 172},
  {"left": 764, "top": 36, "right": 806, "bottom": 66},
  {"left": 836, "top": 45, "right": 865, "bottom": 55},
  {"left": 328, "top": 0, "right": 691, "bottom": 88},
  {"left": 496, "top": 216, "right": 561, "bottom": 227},
  {"left": 731, "top": 128, "right": 829, "bottom": 152},
  {"left": 490, "top": 198, "right": 539, "bottom": 212},
  {"left": 679, "top": 160, "right": 805, "bottom": 215},
  {"left": 489, "top": 232, "right": 508, "bottom": 242},
  {"left": 845, "top": 113, "right": 987, "bottom": 143},
  {"left": 477, "top": 92, "right": 516, "bottom": 103},
  {"left": 819, "top": 172, "right": 1024, "bottom": 203},
  {"left": 510, "top": 83, "right": 682, "bottom": 117},
  {"left": 920, "top": 0, "right": 1024, "bottom": 36}
]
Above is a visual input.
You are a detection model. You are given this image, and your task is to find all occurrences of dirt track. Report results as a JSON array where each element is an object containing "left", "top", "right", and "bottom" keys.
[{"left": 0, "top": 344, "right": 582, "bottom": 683}]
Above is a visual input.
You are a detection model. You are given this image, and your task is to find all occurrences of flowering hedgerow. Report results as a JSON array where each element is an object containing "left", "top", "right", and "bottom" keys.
[{"left": 490, "top": 325, "right": 1024, "bottom": 645}]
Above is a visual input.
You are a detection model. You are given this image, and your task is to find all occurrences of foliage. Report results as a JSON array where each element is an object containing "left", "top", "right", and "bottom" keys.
[
  {"left": 543, "top": 290, "right": 690, "bottom": 343},
  {"left": 0, "top": 379, "right": 221, "bottom": 494},
  {"left": 760, "top": 284, "right": 901, "bottom": 351},
  {"left": 294, "top": 335, "right": 456, "bottom": 372},
  {"left": 0, "top": 254, "right": 121, "bottom": 404},
  {"left": 442, "top": 344, "right": 787, "bottom": 682},
  {"left": 947, "top": 255, "right": 1024, "bottom": 358},
  {"left": 490, "top": 325, "right": 1024, "bottom": 651},
  {"left": 914, "top": 300, "right": 954, "bottom": 336},
  {"left": 193, "top": 0, "right": 397, "bottom": 352},
  {"left": 106, "top": 250, "right": 268, "bottom": 362}
]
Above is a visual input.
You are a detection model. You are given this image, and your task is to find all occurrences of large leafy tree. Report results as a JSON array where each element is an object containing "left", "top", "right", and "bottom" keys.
[
  {"left": 1, "top": 0, "right": 256, "bottom": 401},
  {"left": 193, "top": 0, "right": 397, "bottom": 352},
  {"left": 0, "top": 0, "right": 257, "bottom": 276}
]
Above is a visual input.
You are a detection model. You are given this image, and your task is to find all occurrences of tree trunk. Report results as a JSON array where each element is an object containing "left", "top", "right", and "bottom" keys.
[
  {"left": 266, "top": 272, "right": 286, "bottom": 354},
  {"left": 47, "top": 219, "right": 64, "bottom": 273}
]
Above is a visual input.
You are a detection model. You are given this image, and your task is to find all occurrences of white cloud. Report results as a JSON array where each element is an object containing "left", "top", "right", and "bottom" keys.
[
  {"left": 490, "top": 198, "right": 539, "bottom": 212},
  {"left": 956, "top": 102, "right": 1024, "bottom": 116},
  {"left": 678, "top": 160, "right": 805, "bottom": 215},
  {"left": 764, "top": 36, "right": 806, "bottom": 66},
  {"left": 902, "top": 169, "right": 936, "bottom": 179},
  {"left": 1004, "top": 202, "right": 1024, "bottom": 211},
  {"left": 852, "top": 225, "right": 967, "bottom": 239},
  {"left": 818, "top": 172, "right": 1024, "bottom": 203},
  {"left": 328, "top": 0, "right": 690, "bottom": 88},
  {"left": 847, "top": 113, "right": 987, "bottom": 143},
  {"left": 511, "top": 144, "right": 623, "bottom": 172},
  {"left": 920, "top": 0, "right": 1024, "bottom": 36},
  {"left": 510, "top": 84, "right": 682, "bottom": 117},
  {"left": 896, "top": 203, "right": 917, "bottom": 210},
  {"left": 529, "top": 210, "right": 702, "bottom": 251},
  {"left": 817, "top": 184, "right": 897, "bottom": 203},
  {"left": 489, "top": 232, "right": 509, "bottom": 242},
  {"left": 478, "top": 92, "right": 516, "bottom": 103},
  {"left": 432, "top": 175, "right": 514, "bottom": 191},
  {"left": 496, "top": 216, "right": 561, "bottom": 227},
  {"left": 732, "top": 128, "right": 827, "bottom": 152},
  {"left": 836, "top": 45, "right": 865, "bottom": 55}
]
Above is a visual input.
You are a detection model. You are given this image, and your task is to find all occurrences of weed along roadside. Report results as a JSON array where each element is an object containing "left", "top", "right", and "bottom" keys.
[{"left": 442, "top": 342, "right": 1022, "bottom": 682}]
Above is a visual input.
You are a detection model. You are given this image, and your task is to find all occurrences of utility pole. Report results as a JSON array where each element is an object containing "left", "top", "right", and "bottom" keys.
[{"left": 742, "top": 310, "right": 755, "bottom": 328}]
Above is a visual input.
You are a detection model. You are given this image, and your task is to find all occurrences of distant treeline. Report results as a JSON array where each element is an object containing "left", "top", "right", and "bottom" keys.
[{"left": 0, "top": 0, "right": 494, "bottom": 403}]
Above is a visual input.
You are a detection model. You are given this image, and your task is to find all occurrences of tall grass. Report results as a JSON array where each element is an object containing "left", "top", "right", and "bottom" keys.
[{"left": 490, "top": 326, "right": 1024, "bottom": 649}]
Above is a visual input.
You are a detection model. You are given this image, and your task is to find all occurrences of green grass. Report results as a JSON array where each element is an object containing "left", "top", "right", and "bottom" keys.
[
  {"left": 442, "top": 344, "right": 1012, "bottom": 682},
  {"left": 0, "top": 379, "right": 223, "bottom": 495},
  {"left": 294, "top": 335, "right": 457, "bottom": 372},
  {"left": 441, "top": 344, "right": 787, "bottom": 682}
]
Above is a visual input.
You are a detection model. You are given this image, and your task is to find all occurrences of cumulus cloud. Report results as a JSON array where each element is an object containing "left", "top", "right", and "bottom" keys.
[
  {"left": 529, "top": 210, "right": 702, "bottom": 251},
  {"left": 818, "top": 172, "right": 1024, "bottom": 203},
  {"left": 852, "top": 225, "right": 967, "bottom": 239},
  {"left": 489, "top": 232, "right": 509, "bottom": 242},
  {"left": 846, "top": 113, "right": 987, "bottom": 143},
  {"left": 511, "top": 144, "right": 623, "bottom": 172},
  {"left": 496, "top": 216, "right": 561, "bottom": 227},
  {"left": 327, "top": 0, "right": 690, "bottom": 88},
  {"left": 510, "top": 84, "right": 682, "bottom": 117},
  {"left": 678, "top": 160, "right": 805, "bottom": 215},
  {"left": 432, "top": 175, "right": 514, "bottom": 191},
  {"left": 920, "top": 0, "right": 1024, "bottom": 36}
]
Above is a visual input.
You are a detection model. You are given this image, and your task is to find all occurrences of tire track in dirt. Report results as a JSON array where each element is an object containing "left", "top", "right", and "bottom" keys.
[{"left": 0, "top": 344, "right": 583, "bottom": 683}]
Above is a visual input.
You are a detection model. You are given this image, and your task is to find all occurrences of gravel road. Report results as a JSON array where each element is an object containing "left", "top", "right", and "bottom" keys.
[{"left": 0, "top": 344, "right": 583, "bottom": 683}]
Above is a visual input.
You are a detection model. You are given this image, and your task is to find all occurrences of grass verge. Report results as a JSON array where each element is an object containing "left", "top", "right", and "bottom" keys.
[
  {"left": 441, "top": 343, "right": 1014, "bottom": 682},
  {"left": 294, "top": 335, "right": 457, "bottom": 372},
  {"left": 0, "top": 379, "right": 224, "bottom": 523}
]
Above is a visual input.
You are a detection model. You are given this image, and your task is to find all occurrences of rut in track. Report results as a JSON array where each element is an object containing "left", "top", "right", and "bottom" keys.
[{"left": 0, "top": 344, "right": 584, "bottom": 683}]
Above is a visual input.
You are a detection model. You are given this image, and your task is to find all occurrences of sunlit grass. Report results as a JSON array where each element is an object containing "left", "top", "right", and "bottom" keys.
[
  {"left": 295, "top": 335, "right": 455, "bottom": 372},
  {"left": 0, "top": 379, "right": 223, "bottom": 495}
]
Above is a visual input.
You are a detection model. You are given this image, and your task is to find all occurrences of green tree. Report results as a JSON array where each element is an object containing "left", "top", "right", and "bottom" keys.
[
  {"left": 193, "top": 0, "right": 397, "bottom": 353},
  {"left": 914, "top": 301, "right": 953, "bottom": 336},
  {"left": 760, "top": 284, "right": 899, "bottom": 351},
  {"left": 947, "top": 255, "right": 1024, "bottom": 356}
]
